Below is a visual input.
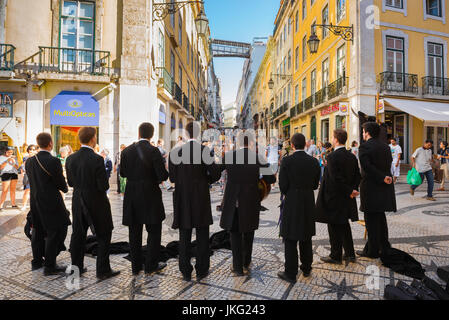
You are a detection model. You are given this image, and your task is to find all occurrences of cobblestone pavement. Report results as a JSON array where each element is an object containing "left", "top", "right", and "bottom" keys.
[{"left": 0, "top": 176, "right": 448, "bottom": 300}]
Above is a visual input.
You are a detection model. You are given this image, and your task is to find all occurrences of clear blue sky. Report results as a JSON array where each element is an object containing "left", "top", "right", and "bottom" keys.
[{"left": 204, "top": 0, "right": 280, "bottom": 106}]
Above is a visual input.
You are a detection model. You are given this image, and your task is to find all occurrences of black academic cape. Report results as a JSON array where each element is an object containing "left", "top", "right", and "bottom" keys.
[
  {"left": 169, "top": 141, "right": 221, "bottom": 229},
  {"left": 279, "top": 150, "right": 321, "bottom": 241},
  {"left": 120, "top": 140, "right": 169, "bottom": 226},
  {"left": 359, "top": 138, "right": 397, "bottom": 213},
  {"left": 315, "top": 147, "right": 361, "bottom": 224},
  {"left": 219, "top": 148, "right": 276, "bottom": 233},
  {"left": 25, "top": 151, "right": 70, "bottom": 231},
  {"left": 65, "top": 147, "right": 113, "bottom": 235}
]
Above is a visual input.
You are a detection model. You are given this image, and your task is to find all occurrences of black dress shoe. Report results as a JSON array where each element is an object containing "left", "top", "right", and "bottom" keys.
[
  {"left": 196, "top": 271, "right": 209, "bottom": 281},
  {"left": 277, "top": 271, "right": 296, "bottom": 283},
  {"left": 182, "top": 273, "right": 192, "bottom": 281},
  {"left": 356, "top": 250, "right": 378, "bottom": 259},
  {"left": 343, "top": 255, "right": 356, "bottom": 263},
  {"left": 31, "top": 261, "right": 44, "bottom": 271},
  {"left": 145, "top": 262, "right": 167, "bottom": 274},
  {"left": 97, "top": 270, "right": 120, "bottom": 280},
  {"left": 302, "top": 270, "right": 311, "bottom": 278},
  {"left": 44, "top": 265, "right": 66, "bottom": 276},
  {"left": 230, "top": 266, "right": 244, "bottom": 276},
  {"left": 132, "top": 269, "right": 142, "bottom": 276},
  {"left": 320, "top": 256, "right": 342, "bottom": 264}
]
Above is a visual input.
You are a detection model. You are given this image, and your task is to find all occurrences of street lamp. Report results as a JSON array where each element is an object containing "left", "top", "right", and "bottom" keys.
[
  {"left": 307, "top": 23, "right": 354, "bottom": 54},
  {"left": 153, "top": 0, "right": 204, "bottom": 22},
  {"left": 268, "top": 73, "right": 292, "bottom": 90},
  {"left": 195, "top": 8, "right": 209, "bottom": 37}
]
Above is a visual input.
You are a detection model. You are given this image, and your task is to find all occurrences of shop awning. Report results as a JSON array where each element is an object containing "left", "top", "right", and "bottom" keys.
[
  {"left": 384, "top": 98, "right": 449, "bottom": 127},
  {"left": 0, "top": 118, "right": 19, "bottom": 145}
]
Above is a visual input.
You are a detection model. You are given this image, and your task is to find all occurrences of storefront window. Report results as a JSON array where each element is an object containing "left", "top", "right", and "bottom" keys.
[
  {"left": 336, "top": 115, "right": 346, "bottom": 129},
  {"left": 321, "top": 119, "right": 330, "bottom": 143}
]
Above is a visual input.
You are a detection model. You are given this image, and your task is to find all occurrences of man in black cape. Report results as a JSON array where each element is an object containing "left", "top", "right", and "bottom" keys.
[
  {"left": 169, "top": 122, "right": 221, "bottom": 281},
  {"left": 120, "top": 122, "right": 169, "bottom": 275},
  {"left": 278, "top": 133, "right": 321, "bottom": 283},
  {"left": 26, "top": 133, "right": 70, "bottom": 275},
  {"left": 66, "top": 127, "right": 119, "bottom": 280},
  {"left": 219, "top": 132, "right": 275, "bottom": 276},
  {"left": 315, "top": 129, "right": 361, "bottom": 264}
]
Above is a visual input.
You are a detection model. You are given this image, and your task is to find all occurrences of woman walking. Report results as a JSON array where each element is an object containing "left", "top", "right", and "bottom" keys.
[
  {"left": 21, "top": 145, "right": 38, "bottom": 211},
  {"left": 0, "top": 147, "right": 20, "bottom": 211}
]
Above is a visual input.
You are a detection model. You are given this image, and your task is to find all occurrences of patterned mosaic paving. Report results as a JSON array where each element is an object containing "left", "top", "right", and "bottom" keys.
[{"left": 0, "top": 177, "right": 448, "bottom": 300}]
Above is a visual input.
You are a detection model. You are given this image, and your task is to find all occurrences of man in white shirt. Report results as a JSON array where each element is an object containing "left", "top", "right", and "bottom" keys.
[
  {"left": 305, "top": 139, "right": 318, "bottom": 157},
  {"left": 389, "top": 138, "right": 402, "bottom": 183},
  {"left": 410, "top": 140, "right": 435, "bottom": 201}
]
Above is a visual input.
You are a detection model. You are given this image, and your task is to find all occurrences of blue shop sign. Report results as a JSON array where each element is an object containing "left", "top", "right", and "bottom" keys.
[
  {"left": 50, "top": 91, "right": 99, "bottom": 126},
  {"left": 0, "top": 93, "right": 13, "bottom": 118}
]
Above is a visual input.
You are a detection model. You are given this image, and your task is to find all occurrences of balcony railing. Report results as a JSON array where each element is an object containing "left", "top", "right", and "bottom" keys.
[
  {"left": 35, "top": 47, "right": 111, "bottom": 75},
  {"left": 290, "top": 104, "right": 298, "bottom": 118},
  {"left": 173, "top": 82, "right": 183, "bottom": 106},
  {"left": 189, "top": 103, "right": 195, "bottom": 117},
  {"left": 304, "top": 96, "right": 314, "bottom": 111},
  {"left": 314, "top": 87, "right": 327, "bottom": 105},
  {"left": 422, "top": 76, "right": 449, "bottom": 96},
  {"left": 327, "top": 77, "right": 348, "bottom": 100},
  {"left": 0, "top": 44, "right": 15, "bottom": 71},
  {"left": 156, "top": 67, "right": 174, "bottom": 95},
  {"left": 378, "top": 72, "right": 418, "bottom": 94}
]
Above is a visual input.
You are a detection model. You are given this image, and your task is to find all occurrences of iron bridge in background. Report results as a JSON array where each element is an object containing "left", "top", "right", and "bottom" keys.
[{"left": 211, "top": 39, "right": 251, "bottom": 59}]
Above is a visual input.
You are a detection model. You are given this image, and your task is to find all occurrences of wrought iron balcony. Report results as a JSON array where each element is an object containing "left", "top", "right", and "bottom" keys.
[
  {"left": 182, "top": 93, "right": 189, "bottom": 111},
  {"left": 0, "top": 44, "right": 15, "bottom": 71},
  {"left": 189, "top": 103, "right": 195, "bottom": 117},
  {"left": 290, "top": 104, "right": 298, "bottom": 118},
  {"left": 34, "top": 47, "right": 110, "bottom": 75},
  {"left": 156, "top": 67, "right": 174, "bottom": 95},
  {"left": 314, "top": 87, "right": 327, "bottom": 106},
  {"left": 378, "top": 72, "right": 418, "bottom": 94},
  {"left": 422, "top": 76, "right": 449, "bottom": 96},
  {"left": 304, "top": 96, "right": 314, "bottom": 111},
  {"left": 327, "top": 77, "right": 348, "bottom": 100},
  {"left": 173, "top": 82, "right": 183, "bottom": 106}
]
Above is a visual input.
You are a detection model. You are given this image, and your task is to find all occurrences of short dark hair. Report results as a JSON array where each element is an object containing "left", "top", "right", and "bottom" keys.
[
  {"left": 291, "top": 133, "right": 306, "bottom": 150},
  {"left": 425, "top": 139, "right": 433, "bottom": 145},
  {"left": 333, "top": 129, "right": 348, "bottom": 145},
  {"left": 442, "top": 141, "right": 448, "bottom": 148},
  {"left": 138, "top": 122, "right": 154, "bottom": 139},
  {"left": 362, "top": 121, "right": 380, "bottom": 139},
  {"left": 391, "top": 137, "right": 397, "bottom": 142},
  {"left": 36, "top": 133, "right": 53, "bottom": 149},
  {"left": 78, "top": 127, "right": 97, "bottom": 144},
  {"left": 351, "top": 140, "right": 358, "bottom": 147}
]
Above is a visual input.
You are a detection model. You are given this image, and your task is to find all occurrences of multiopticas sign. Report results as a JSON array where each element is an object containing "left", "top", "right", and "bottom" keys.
[
  {"left": 52, "top": 110, "right": 96, "bottom": 118},
  {"left": 50, "top": 91, "right": 99, "bottom": 126}
]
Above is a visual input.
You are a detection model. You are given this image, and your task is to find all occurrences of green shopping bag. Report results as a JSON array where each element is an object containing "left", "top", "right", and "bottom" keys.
[{"left": 407, "top": 168, "right": 422, "bottom": 186}]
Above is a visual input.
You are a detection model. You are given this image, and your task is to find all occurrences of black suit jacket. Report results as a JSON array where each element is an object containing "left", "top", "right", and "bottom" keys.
[
  {"left": 219, "top": 148, "right": 276, "bottom": 233},
  {"left": 169, "top": 141, "right": 221, "bottom": 229},
  {"left": 279, "top": 151, "right": 321, "bottom": 241},
  {"left": 120, "top": 140, "right": 169, "bottom": 226},
  {"left": 65, "top": 147, "right": 113, "bottom": 235},
  {"left": 315, "top": 147, "right": 361, "bottom": 224},
  {"left": 359, "top": 138, "right": 397, "bottom": 213},
  {"left": 25, "top": 151, "right": 70, "bottom": 231}
]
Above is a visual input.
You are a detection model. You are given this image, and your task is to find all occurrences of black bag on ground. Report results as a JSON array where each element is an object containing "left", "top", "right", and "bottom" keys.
[
  {"left": 410, "top": 279, "right": 439, "bottom": 300},
  {"left": 437, "top": 266, "right": 449, "bottom": 284},
  {"left": 384, "top": 284, "right": 418, "bottom": 300},
  {"left": 422, "top": 276, "right": 449, "bottom": 300},
  {"left": 380, "top": 248, "right": 425, "bottom": 280},
  {"left": 209, "top": 230, "right": 231, "bottom": 250}
]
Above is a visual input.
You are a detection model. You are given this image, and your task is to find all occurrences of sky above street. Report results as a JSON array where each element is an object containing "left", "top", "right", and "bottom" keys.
[{"left": 204, "top": 0, "right": 279, "bottom": 106}]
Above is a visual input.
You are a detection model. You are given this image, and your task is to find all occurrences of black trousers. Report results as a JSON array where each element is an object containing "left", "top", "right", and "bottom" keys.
[
  {"left": 31, "top": 226, "right": 66, "bottom": 269},
  {"left": 328, "top": 222, "right": 355, "bottom": 260},
  {"left": 179, "top": 227, "right": 210, "bottom": 277},
  {"left": 70, "top": 213, "right": 112, "bottom": 276},
  {"left": 129, "top": 223, "right": 161, "bottom": 273},
  {"left": 362, "top": 211, "right": 391, "bottom": 258},
  {"left": 116, "top": 169, "right": 121, "bottom": 193},
  {"left": 284, "top": 238, "right": 313, "bottom": 278},
  {"left": 230, "top": 209, "right": 254, "bottom": 272}
]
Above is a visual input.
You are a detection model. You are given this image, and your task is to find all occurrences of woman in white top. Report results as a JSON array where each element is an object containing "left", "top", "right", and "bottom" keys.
[{"left": 0, "top": 147, "right": 20, "bottom": 210}]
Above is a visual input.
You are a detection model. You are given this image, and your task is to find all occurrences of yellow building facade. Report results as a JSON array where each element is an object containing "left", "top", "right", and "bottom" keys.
[{"left": 258, "top": 0, "right": 449, "bottom": 163}]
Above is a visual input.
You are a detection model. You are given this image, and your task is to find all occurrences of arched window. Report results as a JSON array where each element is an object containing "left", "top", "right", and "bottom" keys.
[
  {"left": 179, "top": 119, "right": 183, "bottom": 129},
  {"left": 171, "top": 113, "right": 176, "bottom": 129},
  {"left": 159, "top": 105, "right": 166, "bottom": 124}
]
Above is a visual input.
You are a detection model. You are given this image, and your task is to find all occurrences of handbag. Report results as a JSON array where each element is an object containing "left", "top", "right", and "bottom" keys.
[{"left": 407, "top": 168, "right": 422, "bottom": 186}]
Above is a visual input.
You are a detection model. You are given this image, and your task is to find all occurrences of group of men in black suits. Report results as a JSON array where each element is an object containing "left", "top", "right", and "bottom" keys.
[
  {"left": 277, "top": 122, "right": 396, "bottom": 283},
  {"left": 27, "top": 120, "right": 396, "bottom": 284},
  {"left": 27, "top": 128, "right": 119, "bottom": 280}
]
